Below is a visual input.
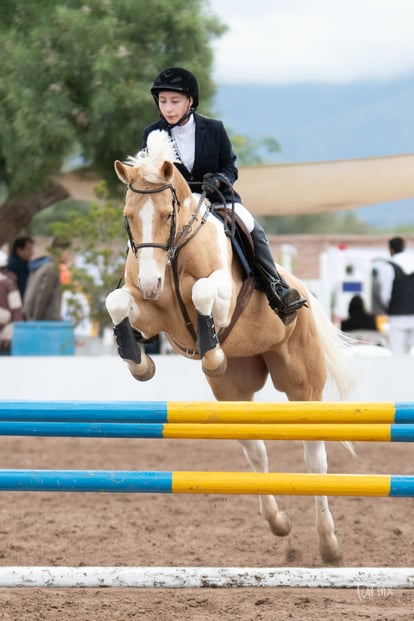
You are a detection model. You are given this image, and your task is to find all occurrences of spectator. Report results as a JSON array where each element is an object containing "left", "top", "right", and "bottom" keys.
[
  {"left": 0, "top": 250, "right": 23, "bottom": 355},
  {"left": 7, "top": 236, "right": 34, "bottom": 299},
  {"left": 23, "top": 238, "right": 69, "bottom": 321},
  {"left": 58, "top": 243, "right": 73, "bottom": 285},
  {"left": 341, "top": 295, "right": 378, "bottom": 332},
  {"left": 376, "top": 237, "right": 414, "bottom": 353}
]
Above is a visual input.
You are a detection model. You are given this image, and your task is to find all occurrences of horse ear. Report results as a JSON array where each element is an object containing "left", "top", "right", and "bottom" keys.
[
  {"left": 161, "top": 160, "right": 174, "bottom": 181},
  {"left": 114, "top": 160, "right": 130, "bottom": 185}
]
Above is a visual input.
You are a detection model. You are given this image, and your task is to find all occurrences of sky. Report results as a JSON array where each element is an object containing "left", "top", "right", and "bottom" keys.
[{"left": 208, "top": 0, "right": 414, "bottom": 84}]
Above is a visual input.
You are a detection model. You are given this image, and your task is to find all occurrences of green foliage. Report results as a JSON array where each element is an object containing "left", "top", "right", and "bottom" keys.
[
  {"left": 30, "top": 199, "right": 90, "bottom": 236},
  {"left": 0, "top": 0, "right": 225, "bottom": 196},
  {"left": 47, "top": 182, "right": 126, "bottom": 329},
  {"left": 230, "top": 132, "right": 281, "bottom": 166}
]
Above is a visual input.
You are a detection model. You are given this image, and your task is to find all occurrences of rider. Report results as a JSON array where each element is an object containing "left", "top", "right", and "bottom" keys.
[{"left": 142, "top": 67, "right": 307, "bottom": 325}]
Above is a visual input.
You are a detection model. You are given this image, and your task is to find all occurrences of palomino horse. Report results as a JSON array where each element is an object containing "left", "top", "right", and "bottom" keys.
[{"left": 106, "top": 129, "right": 354, "bottom": 564}]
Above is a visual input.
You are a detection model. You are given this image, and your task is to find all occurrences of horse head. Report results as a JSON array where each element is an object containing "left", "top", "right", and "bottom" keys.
[{"left": 114, "top": 130, "right": 193, "bottom": 300}]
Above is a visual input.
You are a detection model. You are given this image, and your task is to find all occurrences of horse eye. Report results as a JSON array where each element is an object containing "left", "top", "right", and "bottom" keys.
[{"left": 164, "top": 212, "right": 173, "bottom": 223}]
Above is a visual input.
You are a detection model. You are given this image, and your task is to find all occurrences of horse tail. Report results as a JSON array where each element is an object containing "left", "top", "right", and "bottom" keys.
[{"left": 308, "top": 293, "right": 356, "bottom": 401}]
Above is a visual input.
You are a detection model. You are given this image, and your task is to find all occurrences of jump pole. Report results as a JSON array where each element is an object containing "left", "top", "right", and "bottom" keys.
[
  {"left": 0, "top": 421, "right": 414, "bottom": 441},
  {"left": 1, "top": 470, "right": 414, "bottom": 496},
  {"left": 1, "top": 400, "right": 414, "bottom": 424},
  {"left": 0, "top": 566, "right": 413, "bottom": 588}
]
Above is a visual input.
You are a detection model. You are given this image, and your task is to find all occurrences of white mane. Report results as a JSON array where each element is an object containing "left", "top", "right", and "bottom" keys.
[{"left": 124, "top": 130, "right": 180, "bottom": 182}]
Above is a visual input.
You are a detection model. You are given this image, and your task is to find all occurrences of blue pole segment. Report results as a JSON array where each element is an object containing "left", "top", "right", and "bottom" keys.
[
  {"left": 0, "top": 401, "right": 169, "bottom": 423},
  {"left": 0, "top": 470, "right": 173, "bottom": 493},
  {"left": 394, "top": 403, "right": 414, "bottom": 423},
  {"left": 389, "top": 475, "right": 414, "bottom": 497},
  {"left": 390, "top": 424, "right": 414, "bottom": 442},
  {"left": 0, "top": 421, "right": 166, "bottom": 438}
]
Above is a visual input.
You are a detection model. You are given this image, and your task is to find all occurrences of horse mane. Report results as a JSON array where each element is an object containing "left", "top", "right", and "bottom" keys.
[{"left": 124, "top": 130, "right": 180, "bottom": 183}]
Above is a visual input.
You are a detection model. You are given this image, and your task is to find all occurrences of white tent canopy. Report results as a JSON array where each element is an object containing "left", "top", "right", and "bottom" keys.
[{"left": 235, "top": 153, "right": 414, "bottom": 215}]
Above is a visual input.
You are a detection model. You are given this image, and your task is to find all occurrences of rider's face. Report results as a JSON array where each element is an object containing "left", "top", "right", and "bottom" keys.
[{"left": 158, "top": 91, "right": 193, "bottom": 126}]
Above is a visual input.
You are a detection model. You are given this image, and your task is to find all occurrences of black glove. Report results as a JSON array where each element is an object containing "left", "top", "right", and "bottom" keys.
[{"left": 201, "top": 173, "right": 219, "bottom": 193}]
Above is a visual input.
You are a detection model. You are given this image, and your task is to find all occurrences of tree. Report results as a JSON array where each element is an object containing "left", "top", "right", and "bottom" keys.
[
  {"left": 230, "top": 133, "right": 281, "bottom": 166},
  {"left": 0, "top": 0, "right": 225, "bottom": 245}
]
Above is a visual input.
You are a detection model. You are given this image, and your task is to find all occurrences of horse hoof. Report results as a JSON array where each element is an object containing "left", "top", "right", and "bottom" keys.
[
  {"left": 202, "top": 347, "right": 227, "bottom": 377},
  {"left": 268, "top": 511, "right": 292, "bottom": 537},
  {"left": 129, "top": 356, "right": 156, "bottom": 382},
  {"left": 320, "top": 533, "right": 342, "bottom": 565},
  {"left": 321, "top": 544, "right": 342, "bottom": 566}
]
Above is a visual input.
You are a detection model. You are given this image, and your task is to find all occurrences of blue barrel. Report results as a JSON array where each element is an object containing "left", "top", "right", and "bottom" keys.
[{"left": 11, "top": 321, "right": 75, "bottom": 356}]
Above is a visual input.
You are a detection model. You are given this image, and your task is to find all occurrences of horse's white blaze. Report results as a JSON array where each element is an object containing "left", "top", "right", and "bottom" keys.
[
  {"left": 105, "top": 288, "right": 140, "bottom": 325},
  {"left": 138, "top": 198, "right": 165, "bottom": 298},
  {"left": 191, "top": 217, "right": 232, "bottom": 325}
]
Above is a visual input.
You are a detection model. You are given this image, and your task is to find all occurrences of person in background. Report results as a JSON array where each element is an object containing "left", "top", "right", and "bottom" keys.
[
  {"left": 23, "top": 238, "right": 70, "bottom": 321},
  {"left": 58, "top": 243, "right": 73, "bottom": 286},
  {"left": 142, "top": 67, "right": 307, "bottom": 325},
  {"left": 7, "top": 236, "right": 34, "bottom": 300},
  {"left": 0, "top": 250, "right": 23, "bottom": 355},
  {"left": 376, "top": 237, "right": 414, "bottom": 353},
  {"left": 341, "top": 295, "right": 378, "bottom": 332}
]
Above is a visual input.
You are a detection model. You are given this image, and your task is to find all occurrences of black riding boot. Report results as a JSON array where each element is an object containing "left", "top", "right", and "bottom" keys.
[{"left": 251, "top": 223, "right": 307, "bottom": 325}]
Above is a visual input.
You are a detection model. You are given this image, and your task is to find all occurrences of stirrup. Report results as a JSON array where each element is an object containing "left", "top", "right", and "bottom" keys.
[
  {"left": 278, "top": 287, "right": 308, "bottom": 313},
  {"left": 268, "top": 286, "right": 307, "bottom": 325}
]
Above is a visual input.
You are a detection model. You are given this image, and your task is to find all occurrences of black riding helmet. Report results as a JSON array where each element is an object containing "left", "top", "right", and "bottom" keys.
[{"left": 151, "top": 67, "right": 199, "bottom": 109}]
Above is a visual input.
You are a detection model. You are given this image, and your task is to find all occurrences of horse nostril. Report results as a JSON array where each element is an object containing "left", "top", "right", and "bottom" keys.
[{"left": 138, "top": 275, "right": 163, "bottom": 300}]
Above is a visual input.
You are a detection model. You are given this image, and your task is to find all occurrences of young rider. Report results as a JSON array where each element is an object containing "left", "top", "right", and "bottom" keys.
[{"left": 142, "top": 67, "right": 307, "bottom": 325}]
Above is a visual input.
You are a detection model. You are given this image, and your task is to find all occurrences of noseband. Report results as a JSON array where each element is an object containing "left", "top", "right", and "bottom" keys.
[{"left": 125, "top": 181, "right": 209, "bottom": 265}]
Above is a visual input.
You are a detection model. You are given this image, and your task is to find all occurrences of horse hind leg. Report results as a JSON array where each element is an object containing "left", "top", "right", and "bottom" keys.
[
  {"left": 240, "top": 440, "right": 292, "bottom": 537},
  {"left": 304, "top": 441, "right": 342, "bottom": 565}
]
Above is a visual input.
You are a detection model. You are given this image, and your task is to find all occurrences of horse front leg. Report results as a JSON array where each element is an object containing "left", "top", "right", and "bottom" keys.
[
  {"left": 303, "top": 441, "right": 342, "bottom": 565},
  {"left": 105, "top": 288, "right": 155, "bottom": 381},
  {"left": 192, "top": 270, "right": 231, "bottom": 377},
  {"left": 240, "top": 440, "right": 292, "bottom": 538}
]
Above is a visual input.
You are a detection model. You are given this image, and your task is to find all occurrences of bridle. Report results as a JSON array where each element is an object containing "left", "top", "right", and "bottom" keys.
[{"left": 125, "top": 182, "right": 209, "bottom": 265}]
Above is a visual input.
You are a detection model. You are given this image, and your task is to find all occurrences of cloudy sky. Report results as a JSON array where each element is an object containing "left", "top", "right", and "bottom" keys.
[{"left": 208, "top": 0, "right": 414, "bottom": 84}]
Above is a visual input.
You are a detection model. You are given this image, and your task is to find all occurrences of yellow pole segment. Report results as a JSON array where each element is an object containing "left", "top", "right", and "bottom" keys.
[
  {"left": 167, "top": 402, "right": 397, "bottom": 424},
  {"left": 172, "top": 472, "right": 391, "bottom": 496},
  {"left": 163, "top": 423, "right": 393, "bottom": 441}
]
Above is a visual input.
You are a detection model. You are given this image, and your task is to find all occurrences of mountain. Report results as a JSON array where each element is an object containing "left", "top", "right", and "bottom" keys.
[{"left": 213, "top": 77, "right": 414, "bottom": 228}]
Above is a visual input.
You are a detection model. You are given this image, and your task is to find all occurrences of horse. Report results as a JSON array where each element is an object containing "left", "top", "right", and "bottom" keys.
[{"left": 105, "top": 129, "right": 355, "bottom": 564}]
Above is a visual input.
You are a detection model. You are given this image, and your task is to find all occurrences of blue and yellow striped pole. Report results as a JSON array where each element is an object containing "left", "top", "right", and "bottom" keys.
[
  {"left": 1, "top": 401, "right": 414, "bottom": 424},
  {"left": 0, "top": 470, "right": 413, "bottom": 497},
  {"left": 0, "top": 421, "right": 413, "bottom": 441}
]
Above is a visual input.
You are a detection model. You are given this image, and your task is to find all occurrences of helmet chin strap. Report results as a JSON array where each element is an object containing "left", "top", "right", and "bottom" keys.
[{"left": 161, "top": 105, "right": 194, "bottom": 129}]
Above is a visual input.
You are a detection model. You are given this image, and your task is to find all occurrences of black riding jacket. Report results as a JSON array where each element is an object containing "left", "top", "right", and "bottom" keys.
[{"left": 142, "top": 113, "right": 242, "bottom": 204}]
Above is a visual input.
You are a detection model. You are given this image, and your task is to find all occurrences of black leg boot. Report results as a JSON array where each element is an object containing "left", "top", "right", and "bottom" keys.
[{"left": 250, "top": 223, "right": 307, "bottom": 325}]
